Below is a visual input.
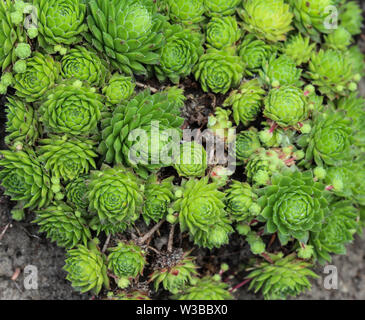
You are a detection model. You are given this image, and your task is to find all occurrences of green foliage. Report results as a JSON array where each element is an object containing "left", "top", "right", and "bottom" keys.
[
  {"left": 0, "top": 149, "right": 54, "bottom": 211},
  {"left": 281, "top": 33, "right": 316, "bottom": 65},
  {"left": 225, "top": 180, "right": 259, "bottom": 222},
  {"left": 88, "top": 164, "right": 143, "bottom": 229},
  {"left": 298, "top": 109, "right": 353, "bottom": 167},
  {"left": 238, "top": 34, "right": 274, "bottom": 76},
  {"left": 174, "top": 178, "right": 232, "bottom": 249},
  {"left": 223, "top": 79, "right": 265, "bottom": 126},
  {"left": 203, "top": 0, "right": 240, "bottom": 16},
  {"left": 99, "top": 88, "right": 184, "bottom": 178},
  {"left": 39, "top": 80, "right": 104, "bottom": 136},
  {"left": 194, "top": 47, "right": 244, "bottom": 94},
  {"left": 33, "top": 0, "right": 87, "bottom": 49},
  {"left": 107, "top": 242, "right": 146, "bottom": 287},
  {"left": 0, "top": 0, "right": 26, "bottom": 71},
  {"left": 263, "top": 86, "right": 309, "bottom": 128},
  {"left": 5, "top": 97, "right": 39, "bottom": 146},
  {"left": 258, "top": 170, "right": 328, "bottom": 245},
  {"left": 305, "top": 49, "right": 357, "bottom": 100},
  {"left": 310, "top": 201, "right": 359, "bottom": 264},
  {"left": 102, "top": 73, "right": 135, "bottom": 105},
  {"left": 238, "top": 0, "right": 293, "bottom": 42},
  {"left": 247, "top": 253, "right": 318, "bottom": 299},
  {"left": 14, "top": 52, "right": 60, "bottom": 102},
  {"left": 149, "top": 250, "right": 198, "bottom": 294},
  {"left": 84, "top": 0, "right": 166, "bottom": 75},
  {"left": 34, "top": 202, "right": 91, "bottom": 249},
  {"left": 143, "top": 174, "right": 174, "bottom": 225},
  {"left": 260, "top": 54, "right": 303, "bottom": 88},
  {"left": 64, "top": 240, "right": 109, "bottom": 294},
  {"left": 65, "top": 175, "right": 89, "bottom": 210},
  {"left": 245, "top": 148, "right": 294, "bottom": 187},
  {"left": 61, "top": 46, "right": 109, "bottom": 87},
  {"left": 173, "top": 276, "right": 233, "bottom": 300},
  {"left": 163, "top": 0, "right": 205, "bottom": 25},
  {"left": 339, "top": 1, "right": 363, "bottom": 35},
  {"left": 289, "top": 0, "right": 335, "bottom": 42},
  {"left": 155, "top": 23, "right": 204, "bottom": 84},
  {"left": 205, "top": 16, "right": 241, "bottom": 50},
  {"left": 37, "top": 135, "right": 97, "bottom": 182},
  {"left": 173, "top": 142, "right": 207, "bottom": 178},
  {"left": 235, "top": 128, "right": 261, "bottom": 161}
]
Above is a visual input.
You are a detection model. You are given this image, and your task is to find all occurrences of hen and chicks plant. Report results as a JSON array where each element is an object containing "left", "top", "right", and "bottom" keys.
[{"left": 0, "top": 0, "right": 364, "bottom": 301}]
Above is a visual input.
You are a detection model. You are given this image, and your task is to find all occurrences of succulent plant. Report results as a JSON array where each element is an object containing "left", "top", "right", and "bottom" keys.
[
  {"left": 107, "top": 242, "right": 146, "bottom": 288},
  {"left": 84, "top": 0, "right": 165, "bottom": 75},
  {"left": 247, "top": 253, "right": 318, "bottom": 299},
  {"left": 37, "top": 135, "right": 97, "bottom": 182},
  {"left": 235, "top": 128, "right": 261, "bottom": 161},
  {"left": 203, "top": 0, "right": 240, "bottom": 16},
  {"left": 245, "top": 148, "right": 295, "bottom": 187},
  {"left": 154, "top": 23, "right": 204, "bottom": 84},
  {"left": 99, "top": 88, "right": 185, "bottom": 178},
  {"left": 324, "top": 161, "right": 365, "bottom": 206},
  {"left": 194, "top": 47, "right": 244, "bottom": 94},
  {"left": 13, "top": 52, "right": 60, "bottom": 102},
  {"left": 310, "top": 201, "right": 359, "bottom": 264},
  {"left": 339, "top": 1, "right": 363, "bottom": 36},
  {"left": 174, "top": 177, "right": 232, "bottom": 249},
  {"left": 102, "top": 73, "right": 136, "bottom": 105},
  {"left": 0, "top": 149, "right": 54, "bottom": 211},
  {"left": 223, "top": 79, "right": 265, "bottom": 126},
  {"left": 305, "top": 49, "right": 357, "bottom": 100},
  {"left": 238, "top": 0, "right": 293, "bottom": 43},
  {"left": 173, "top": 142, "right": 207, "bottom": 178},
  {"left": 289, "top": 0, "right": 335, "bottom": 42},
  {"left": 64, "top": 240, "right": 109, "bottom": 294},
  {"left": 258, "top": 170, "right": 328, "bottom": 245},
  {"left": 65, "top": 175, "right": 89, "bottom": 210},
  {"left": 88, "top": 164, "right": 143, "bottom": 229},
  {"left": 298, "top": 109, "right": 353, "bottom": 167},
  {"left": 0, "top": 0, "right": 27, "bottom": 71},
  {"left": 39, "top": 81, "right": 104, "bottom": 137},
  {"left": 205, "top": 16, "right": 241, "bottom": 50},
  {"left": 5, "top": 97, "right": 39, "bottom": 146},
  {"left": 149, "top": 250, "right": 198, "bottom": 294},
  {"left": 246, "top": 231, "right": 266, "bottom": 255},
  {"left": 238, "top": 34, "right": 274, "bottom": 76},
  {"left": 34, "top": 202, "right": 91, "bottom": 249},
  {"left": 207, "top": 107, "right": 234, "bottom": 142},
  {"left": 335, "top": 92, "right": 365, "bottom": 148},
  {"left": 163, "top": 0, "right": 205, "bottom": 25},
  {"left": 347, "top": 45, "right": 365, "bottom": 77},
  {"left": 143, "top": 174, "right": 174, "bottom": 225},
  {"left": 263, "top": 86, "right": 309, "bottom": 128},
  {"left": 324, "top": 26, "right": 352, "bottom": 51},
  {"left": 281, "top": 34, "right": 316, "bottom": 66},
  {"left": 61, "top": 46, "right": 108, "bottom": 87},
  {"left": 173, "top": 276, "right": 233, "bottom": 300},
  {"left": 225, "top": 181, "right": 260, "bottom": 222},
  {"left": 259, "top": 54, "right": 303, "bottom": 88}
]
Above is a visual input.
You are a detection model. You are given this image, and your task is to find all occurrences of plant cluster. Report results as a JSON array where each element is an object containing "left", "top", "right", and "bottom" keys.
[{"left": 0, "top": 0, "right": 364, "bottom": 300}]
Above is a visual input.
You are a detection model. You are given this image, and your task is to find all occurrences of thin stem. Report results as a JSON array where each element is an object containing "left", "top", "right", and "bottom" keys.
[
  {"left": 102, "top": 234, "right": 111, "bottom": 253},
  {"left": 136, "top": 81, "right": 158, "bottom": 93},
  {"left": 137, "top": 219, "right": 165, "bottom": 245},
  {"left": 167, "top": 224, "right": 175, "bottom": 253},
  {"left": 229, "top": 278, "right": 252, "bottom": 293}
]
